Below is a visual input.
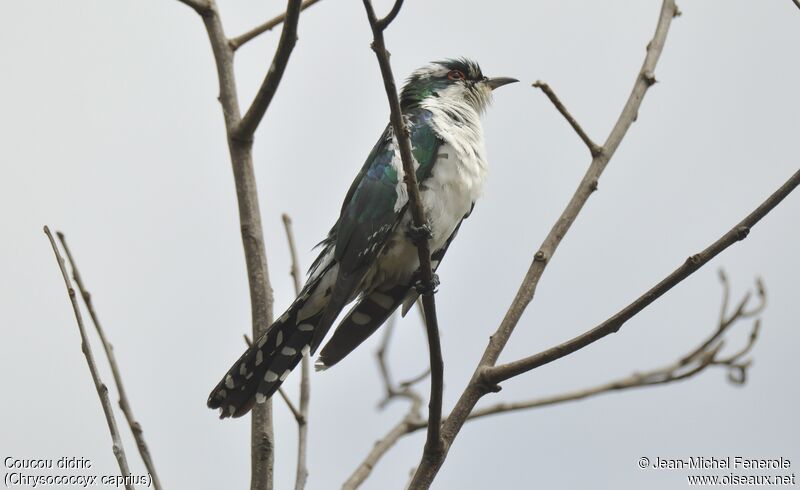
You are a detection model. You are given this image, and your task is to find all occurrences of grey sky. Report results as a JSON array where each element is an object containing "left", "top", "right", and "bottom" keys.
[{"left": 1, "top": 0, "right": 798, "bottom": 489}]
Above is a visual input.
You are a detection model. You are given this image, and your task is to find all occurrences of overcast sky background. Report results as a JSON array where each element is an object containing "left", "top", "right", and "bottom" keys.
[{"left": 1, "top": 1, "right": 798, "bottom": 488}]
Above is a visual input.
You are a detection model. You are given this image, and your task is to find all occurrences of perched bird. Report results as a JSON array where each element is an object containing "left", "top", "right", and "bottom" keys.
[{"left": 208, "top": 58, "right": 517, "bottom": 418}]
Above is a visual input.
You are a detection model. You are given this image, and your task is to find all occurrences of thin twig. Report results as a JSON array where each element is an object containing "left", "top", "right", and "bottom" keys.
[
  {"left": 399, "top": 368, "right": 431, "bottom": 389},
  {"left": 343, "top": 388, "right": 424, "bottom": 490},
  {"left": 375, "top": 313, "right": 399, "bottom": 404},
  {"left": 487, "top": 170, "right": 797, "bottom": 383},
  {"left": 532, "top": 81, "right": 602, "bottom": 157},
  {"left": 234, "top": 0, "right": 303, "bottom": 140},
  {"left": 362, "top": 0, "right": 445, "bottom": 466},
  {"left": 277, "top": 388, "right": 304, "bottom": 423},
  {"left": 44, "top": 227, "right": 134, "bottom": 490},
  {"left": 717, "top": 269, "right": 731, "bottom": 327},
  {"left": 408, "top": 2, "right": 678, "bottom": 486},
  {"left": 282, "top": 214, "right": 303, "bottom": 295},
  {"left": 374, "top": 313, "right": 431, "bottom": 409},
  {"left": 56, "top": 233, "right": 162, "bottom": 490},
  {"left": 230, "top": 0, "right": 322, "bottom": 51},
  {"left": 282, "top": 214, "right": 311, "bottom": 490}
]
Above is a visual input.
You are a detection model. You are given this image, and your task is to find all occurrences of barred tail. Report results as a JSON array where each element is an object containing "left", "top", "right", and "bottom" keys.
[{"left": 207, "top": 286, "right": 326, "bottom": 419}]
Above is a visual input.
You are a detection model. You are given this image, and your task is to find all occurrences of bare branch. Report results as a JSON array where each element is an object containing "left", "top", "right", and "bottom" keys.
[
  {"left": 56, "top": 232, "right": 162, "bottom": 490},
  {"left": 173, "top": 0, "right": 210, "bottom": 15},
  {"left": 230, "top": 0, "right": 322, "bottom": 51},
  {"left": 362, "top": 0, "right": 445, "bottom": 467},
  {"left": 374, "top": 314, "right": 431, "bottom": 409},
  {"left": 532, "top": 81, "right": 601, "bottom": 157},
  {"left": 488, "top": 170, "right": 798, "bottom": 383},
  {"left": 196, "top": 1, "right": 278, "bottom": 485},
  {"left": 377, "top": 0, "right": 404, "bottom": 29},
  {"left": 281, "top": 214, "right": 311, "bottom": 490},
  {"left": 408, "top": 2, "right": 679, "bottom": 486},
  {"left": 349, "top": 277, "right": 767, "bottom": 485},
  {"left": 343, "top": 387, "right": 423, "bottom": 490},
  {"left": 399, "top": 368, "right": 431, "bottom": 390},
  {"left": 282, "top": 214, "right": 303, "bottom": 295},
  {"left": 375, "top": 314, "right": 399, "bottom": 404},
  {"left": 44, "top": 227, "right": 134, "bottom": 490},
  {"left": 343, "top": 310, "right": 430, "bottom": 488},
  {"left": 717, "top": 269, "right": 731, "bottom": 326},
  {"left": 234, "top": 0, "right": 303, "bottom": 140},
  {"left": 277, "top": 388, "right": 304, "bottom": 423},
  {"left": 475, "top": 278, "right": 766, "bottom": 419}
]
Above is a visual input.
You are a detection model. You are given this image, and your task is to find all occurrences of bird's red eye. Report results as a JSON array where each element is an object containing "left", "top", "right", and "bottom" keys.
[{"left": 447, "top": 70, "right": 465, "bottom": 81}]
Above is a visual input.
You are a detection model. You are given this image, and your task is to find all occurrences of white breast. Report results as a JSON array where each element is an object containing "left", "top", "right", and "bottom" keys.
[{"left": 420, "top": 141, "right": 486, "bottom": 251}]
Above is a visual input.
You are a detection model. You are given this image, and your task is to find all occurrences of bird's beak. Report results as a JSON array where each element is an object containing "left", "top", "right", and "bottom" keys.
[{"left": 486, "top": 77, "right": 519, "bottom": 90}]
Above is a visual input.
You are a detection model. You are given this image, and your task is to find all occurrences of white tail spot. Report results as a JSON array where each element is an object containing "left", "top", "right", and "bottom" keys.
[
  {"left": 225, "top": 375, "right": 234, "bottom": 389},
  {"left": 276, "top": 331, "right": 284, "bottom": 347},
  {"left": 217, "top": 389, "right": 227, "bottom": 399},
  {"left": 281, "top": 346, "right": 297, "bottom": 356},
  {"left": 264, "top": 370, "right": 278, "bottom": 382},
  {"left": 228, "top": 405, "right": 236, "bottom": 415},
  {"left": 298, "top": 323, "right": 314, "bottom": 332},
  {"left": 352, "top": 311, "right": 371, "bottom": 325},
  {"left": 255, "top": 350, "right": 263, "bottom": 366},
  {"left": 239, "top": 363, "right": 247, "bottom": 376},
  {"left": 371, "top": 291, "right": 395, "bottom": 309}
]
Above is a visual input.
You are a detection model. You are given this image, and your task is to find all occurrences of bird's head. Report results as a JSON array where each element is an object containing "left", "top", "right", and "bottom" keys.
[{"left": 400, "top": 58, "right": 517, "bottom": 113}]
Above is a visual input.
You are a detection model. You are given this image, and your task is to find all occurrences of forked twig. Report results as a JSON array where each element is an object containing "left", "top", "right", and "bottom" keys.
[{"left": 44, "top": 227, "right": 134, "bottom": 490}]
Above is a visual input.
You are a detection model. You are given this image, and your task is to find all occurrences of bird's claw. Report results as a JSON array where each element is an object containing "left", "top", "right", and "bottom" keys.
[
  {"left": 406, "top": 222, "right": 433, "bottom": 245},
  {"left": 414, "top": 273, "right": 440, "bottom": 295}
]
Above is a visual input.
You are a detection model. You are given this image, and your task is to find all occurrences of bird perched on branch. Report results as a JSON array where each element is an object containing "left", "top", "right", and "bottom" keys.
[{"left": 208, "top": 58, "right": 517, "bottom": 418}]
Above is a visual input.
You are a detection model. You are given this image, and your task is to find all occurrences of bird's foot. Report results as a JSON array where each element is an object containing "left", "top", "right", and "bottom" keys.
[
  {"left": 406, "top": 222, "right": 433, "bottom": 246},
  {"left": 414, "top": 273, "right": 440, "bottom": 296}
]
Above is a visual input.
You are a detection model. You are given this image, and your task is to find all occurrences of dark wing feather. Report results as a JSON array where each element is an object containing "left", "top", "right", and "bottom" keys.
[
  {"left": 315, "top": 110, "right": 442, "bottom": 362},
  {"left": 317, "top": 284, "right": 410, "bottom": 369}
]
